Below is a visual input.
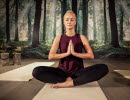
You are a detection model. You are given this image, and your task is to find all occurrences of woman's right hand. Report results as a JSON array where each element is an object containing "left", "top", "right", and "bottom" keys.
[{"left": 67, "top": 40, "right": 71, "bottom": 56}]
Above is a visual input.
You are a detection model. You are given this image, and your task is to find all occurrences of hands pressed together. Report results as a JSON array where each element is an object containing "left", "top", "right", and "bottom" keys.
[{"left": 67, "top": 40, "right": 76, "bottom": 56}]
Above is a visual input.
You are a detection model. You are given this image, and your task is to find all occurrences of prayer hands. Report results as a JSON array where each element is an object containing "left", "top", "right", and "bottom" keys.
[{"left": 67, "top": 40, "right": 75, "bottom": 56}]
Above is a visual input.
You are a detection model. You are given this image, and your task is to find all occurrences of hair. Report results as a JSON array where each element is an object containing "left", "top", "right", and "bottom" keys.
[{"left": 63, "top": 10, "right": 77, "bottom": 21}]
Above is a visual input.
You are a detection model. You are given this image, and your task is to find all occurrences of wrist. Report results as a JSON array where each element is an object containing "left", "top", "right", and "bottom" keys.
[
  {"left": 72, "top": 51, "right": 76, "bottom": 56},
  {"left": 66, "top": 52, "right": 70, "bottom": 56}
]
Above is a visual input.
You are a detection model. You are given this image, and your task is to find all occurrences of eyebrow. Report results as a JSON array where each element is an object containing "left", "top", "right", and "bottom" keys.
[{"left": 65, "top": 18, "right": 74, "bottom": 19}]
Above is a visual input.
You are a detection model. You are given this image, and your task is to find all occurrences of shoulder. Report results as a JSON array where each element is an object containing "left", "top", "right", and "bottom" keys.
[
  {"left": 80, "top": 34, "right": 88, "bottom": 41},
  {"left": 54, "top": 34, "right": 62, "bottom": 40},
  {"left": 52, "top": 34, "right": 62, "bottom": 44},
  {"left": 79, "top": 34, "right": 90, "bottom": 45}
]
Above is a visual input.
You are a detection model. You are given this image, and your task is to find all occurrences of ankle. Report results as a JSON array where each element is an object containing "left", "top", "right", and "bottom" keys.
[{"left": 66, "top": 80, "right": 74, "bottom": 87}]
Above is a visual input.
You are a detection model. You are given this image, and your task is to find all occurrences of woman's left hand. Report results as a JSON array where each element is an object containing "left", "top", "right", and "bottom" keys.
[{"left": 70, "top": 40, "right": 75, "bottom": 55}]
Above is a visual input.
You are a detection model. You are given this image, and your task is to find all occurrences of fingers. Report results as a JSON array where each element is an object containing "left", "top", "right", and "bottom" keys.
[
  {"left": 69, "top": 40, "right": 72, "bottom": 45},
  {"left": 69, "top": 40, "right": 71, "bottom": 45}
]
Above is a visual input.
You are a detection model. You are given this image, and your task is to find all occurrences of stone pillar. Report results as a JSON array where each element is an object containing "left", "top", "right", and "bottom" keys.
[
  {"left": 0, "top": 53, "right": 9, "bottom": 66},
  {"left": 13, "top": 53, "right": 21, "bottom": 65}
]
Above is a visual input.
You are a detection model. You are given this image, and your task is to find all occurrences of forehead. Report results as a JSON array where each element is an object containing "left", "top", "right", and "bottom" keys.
[{"left": 64, "top": 13, "right": 76, "bottom": 19}]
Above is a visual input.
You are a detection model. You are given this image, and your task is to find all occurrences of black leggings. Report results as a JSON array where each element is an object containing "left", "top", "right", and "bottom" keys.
[{"left": 32, "top": 64, "right": 109, "bottom": 86}]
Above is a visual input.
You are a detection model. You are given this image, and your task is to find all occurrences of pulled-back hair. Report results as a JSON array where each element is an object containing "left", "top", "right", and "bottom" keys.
[{"left": 63, "top": 10, "right": 77, "bottom": 20}]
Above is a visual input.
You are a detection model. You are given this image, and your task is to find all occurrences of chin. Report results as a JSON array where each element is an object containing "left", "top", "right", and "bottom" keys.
[{"left": 67, "top": 27, "right": 74, "bottom": 30}]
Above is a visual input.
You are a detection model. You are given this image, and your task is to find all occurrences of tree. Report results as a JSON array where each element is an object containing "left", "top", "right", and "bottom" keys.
[
  {"left": 82, "top": 0, "right": 89, "bottom": 37},
  {"left": 108, "top": 0, "right": 119, "bottom": 47},
  {"left": 6, "top": 0, "right": 10, "bottom": 43},
  {"left": 103, "top": 0, "right": 107, "bottom": 43},
  {"left": 27, "top": 6, "right": 32, "bottom": 42},
  {"left": 32, "top": 0, "right": 42, "bottom": 47},
  {"left": 14, "top": 0, "right": 19, "bottom": 41},
  {"left": 43, "top": 0, "right": 46, "bottom": 41},
  {"left": 92, "top": 0, "right": 97, "bottom": 40},
  {"left": 59, "top": 0, "right": 67, "bottom": 34},
  {"left": 53, "top": 0, "right": 57, "bottom": 38},
  {"left": 72, "top": 0, "right": 77, "bottom": 31},
  {"left": 72, "top": 0, "right": 77, "bottom": 15},
  {"left": 119, "top": 7, "right": 124, "bottom": 41}
]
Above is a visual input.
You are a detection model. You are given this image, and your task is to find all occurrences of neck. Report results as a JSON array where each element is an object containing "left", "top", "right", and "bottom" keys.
[{"left": 65, "top": 29, "right": 76, "bottom": 36}]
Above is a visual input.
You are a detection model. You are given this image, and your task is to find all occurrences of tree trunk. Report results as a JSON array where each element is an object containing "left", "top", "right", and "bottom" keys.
[
  {"left": 53, "top": 0, "right": 57, "bottom": 38},
  {"left": 6, "top": 0, "right": 10, "bottom": 43},
  {"left": 92, "top": 0, "right": 97, "bottom": 40},
  {"left": 72, "top": 0, "right": 77, "bottom": 15},
  {"left": 119, "top": 7, "right": 124, "bottom": 41},
  {"left": 27, "top": 7, "right": 32, "bottom": 42},
  {"left": 43, "top": 0, "right": 46, "bottom": 41},
  {"left": 108, "top": 0, "right": 119, "bottom": 47},
  {"left": 32, "top": 0, "right": 42, "bottom": 47},
  {"left": 61, "top": 0, "right": 67, "bottom": 34},
  {"left": 82, "top": 0, "right": 89, "bottom": 37},
  {"left": 72, "top": 0, "right": 77, "bottom": 31},
  {"left": 14, "top": 0, "right": 19, "bottom": 41},
  {"left": 103, "top": 0, "right": 107, "bottom": 43}
]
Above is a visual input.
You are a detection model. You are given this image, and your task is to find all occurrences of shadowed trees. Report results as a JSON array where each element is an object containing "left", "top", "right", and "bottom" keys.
[
  {"left": 108, "top": 0, "right": 119, "bottom": 47},
  {"left": 103, "top": 0, "right": 107, "bottom": 43},
  {"left": 92, "top": 0, "right": 97, "bottom": 40},
  {"left": 6, "top": 0, "right": 10, "bottom": 43},
  {"left": 53, "top": 0, "right": 57, "bottom": 38},
  {"left": 14, "top": 0, "right": 19, "bottom": 41},
  {"left": 43, "top": 0, "right": 46, "bottom": 41},
  {"left": 72, "top": 0, "right": 77, "bottom": 16},
  {"left": 32, "top": 0, "right": 42, "bottom": 47},
  {"left": 27, "top": 0, "right": 34, "bottom": 42},
  {"left": 82, "top": 0, "right": 89, "bottom": 37},
  {"left": 72, "top": 0, "right": 77, "bottom": 29},
  {"left": 119, "top": 6, "right": 124, "bottom": 41},
  {"left": 59, "top": 0, "right": 67, "bottom": 34}
]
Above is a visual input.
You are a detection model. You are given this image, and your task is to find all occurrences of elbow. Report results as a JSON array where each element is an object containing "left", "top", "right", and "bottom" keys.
[
  {"left": 48, "top": 55, "right": 52, "bottom": 60},
  {"left": 90, "top": 55, "right": 94, "bottom": 60},
  {"left": 85, "top": 55, "right": 94, "bottom": 60},
  {"left": 89, "top": 54, "right": 94, "bottom": 60}
]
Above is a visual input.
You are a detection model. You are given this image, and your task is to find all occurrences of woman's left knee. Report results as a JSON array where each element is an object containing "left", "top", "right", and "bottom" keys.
[{"left": 99, "top": 64, "right": 109, "bottom": 74}]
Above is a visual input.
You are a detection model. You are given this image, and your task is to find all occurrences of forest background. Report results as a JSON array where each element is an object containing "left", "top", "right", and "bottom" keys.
[{"left": 0, "top": 0, "right": 130, "bottom": 59}]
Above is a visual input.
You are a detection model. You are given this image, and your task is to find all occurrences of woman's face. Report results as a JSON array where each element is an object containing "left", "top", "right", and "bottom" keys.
[{"left": 64, "top": 13, "right": 76, "bottom": 30}]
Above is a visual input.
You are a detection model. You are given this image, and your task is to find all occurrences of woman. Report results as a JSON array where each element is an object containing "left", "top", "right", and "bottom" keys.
[{"left": 32, "top": 10, "right": 109, "bottom": 88}]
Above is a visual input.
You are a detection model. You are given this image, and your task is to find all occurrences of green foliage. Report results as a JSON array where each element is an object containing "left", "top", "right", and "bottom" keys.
[
  {"left": 89, "top": 40, "right": 104, "bottom": 47},
  {"left": 93, "top": 45, "right": 130, "bottom": 58},
  {"left": 21, "top": 44, "right": 50, "bottom": 59},
  {"left": 8, "top": 41, "right": 31, "bottom": 47},
  {"left": 0, "top": 35, "right": 7, "bottom": 53},
  {"left": 0, "top": 40, "right": 30, "bottom": 54},
  {"left": 119, "top": 41, "right": 130, "bottom": 48}
]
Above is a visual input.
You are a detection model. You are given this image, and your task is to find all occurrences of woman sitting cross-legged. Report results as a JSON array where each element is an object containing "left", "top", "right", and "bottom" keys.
[{"left": 32, "top": 10, "right": 109, "bottom": 88}]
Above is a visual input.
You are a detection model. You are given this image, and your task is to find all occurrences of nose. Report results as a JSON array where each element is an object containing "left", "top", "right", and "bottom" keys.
[{"left": 67, "top": 20, "right": 71, "bottom": 24}]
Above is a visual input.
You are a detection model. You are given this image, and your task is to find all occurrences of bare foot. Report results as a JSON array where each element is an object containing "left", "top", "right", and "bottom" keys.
[
  {"left": 66, "top": 77, "right": 73, "bottom": 81},
  {"left": 52, "top": 80, "right": 74, "bottom": 88}
]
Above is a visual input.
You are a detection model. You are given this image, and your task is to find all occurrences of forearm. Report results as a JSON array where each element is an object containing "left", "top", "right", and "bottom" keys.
[
  {"left": 48, "top": 53, "right": 69, "bottom": 60},
  {"left": 72, "top": 52, "right": 94, "bottom": 60}
]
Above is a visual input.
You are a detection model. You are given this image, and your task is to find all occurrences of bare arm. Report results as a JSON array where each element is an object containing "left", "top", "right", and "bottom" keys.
[
  {"left": 48, "top": 35, "right": 70, "bottom": 60},
  {"left": 71, "top": 35, "right": 94, "bottom": 60}
]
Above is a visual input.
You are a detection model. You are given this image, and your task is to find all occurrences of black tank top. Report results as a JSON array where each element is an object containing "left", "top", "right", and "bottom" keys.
[{"left": 58, "top": 33, "right": 84, "bottom": 76}]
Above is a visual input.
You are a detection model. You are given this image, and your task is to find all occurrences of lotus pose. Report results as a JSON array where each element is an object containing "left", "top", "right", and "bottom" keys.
[{"left": 32, "top": 10, "right": 109, "bottom": 88}]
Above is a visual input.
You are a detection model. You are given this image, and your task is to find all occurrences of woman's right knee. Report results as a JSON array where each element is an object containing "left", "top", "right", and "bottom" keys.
[
  {"left": 32, "top": 67, "right": 40, "bottom": 78},
  {"left": 32, "top": 66, "right": 47, "bottom": 78}
]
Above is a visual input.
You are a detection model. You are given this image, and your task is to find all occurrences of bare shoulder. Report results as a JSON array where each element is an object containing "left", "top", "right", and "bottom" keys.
[
  {"left": 80, "top": 34, "right": 89, "bottom": 44},
  {"left": 55, "top": 34, "right": 62, "bottom": 39},
  {"left": 54, "top": 34, "right": 62, "bottom": 42}
]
